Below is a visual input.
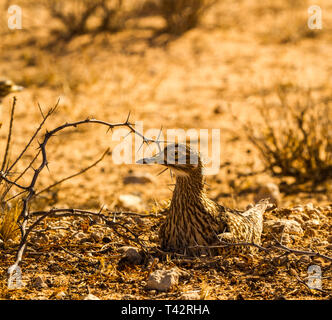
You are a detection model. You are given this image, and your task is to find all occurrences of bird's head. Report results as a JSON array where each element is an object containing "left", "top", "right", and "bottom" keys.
[
  {"left": 0, "top": 80, "right": 24, "bottom": 99},
  {"left": 137, "top": 143, "right": 202, "bottom": 177}
]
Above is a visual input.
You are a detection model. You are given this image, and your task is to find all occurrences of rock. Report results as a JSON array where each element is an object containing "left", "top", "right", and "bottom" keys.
[
  {"left": 254, "top": 183, "right": 281, "bottom": 207},
  {"left": 55, "top": 291, "right": 66, "bottom": 299},
  {"left": 304, "top": 203, "right": 314, "bottom": 211},
  {"left": 292, "top": 205, "right": 304, "bottom": 213},
  {"left": 288, "top": 214, "right": 304, "bottom": 226},
  {"left": 327, "top": 235, "right": 332, "bottom": 244},
  {"left": 281, "top": 233, "right": 292, "bottom": 244},
  {"left": 304, "top": 228, "right": 316, "bottom": 238},
  {"left": 91, "top": 232, "right": 102, "bottom": 242},
  {"left": 213, "top": 104, "right": 226, "bottom": 114},
  {"left": 83, "top": 294, "right": 100, "bottom": 300},
  {"left": 264, "top": 219, "right": 303, "bottom": 235},
  {"left": 146, "top": 269, "right": 180, "bottom": 292},
  {"left": 300, "top": 213, "right": 310, "bottom": 221},
  {"left": 307, "top": 211, "right": 321, "bottom": 220},
  {"left": 180, "top": 292, "right": 201, "bottom": 300},
  {"left": 75, "top": 232, "right": 87, "bottom": 240},
  {"left": 118, "top": 194, "right": 142, "bottom": 211},
  {"left": 118, "top": 246, "right": 143, "bottom": 265},
  {"left": 298, "top": 255, "right": 311, "bottom": 264},
  {"left": 123, "top": 173, "right": 154, "bottom": 185},
  {"left": 304, "top": 219, "right": 320, "bottom": 229},
  {"left": 32, "top": 276, "right": 48, "bottom": 289}
]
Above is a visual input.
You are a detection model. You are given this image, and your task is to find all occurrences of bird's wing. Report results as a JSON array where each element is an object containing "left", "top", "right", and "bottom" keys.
[
  {"left": 241, "top": 198, "right": 272, "bottom": 217},
  {"left": 216, "top": 199, "right": 271, "bottom": 243}
]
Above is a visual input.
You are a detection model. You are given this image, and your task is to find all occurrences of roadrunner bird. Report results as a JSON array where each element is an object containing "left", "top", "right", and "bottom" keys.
[
  {"left": 137, "top": 143, "right": 270, "bottom": 256},
  {"left": 0, "top": 79, "right": 23, "bottom": 128}
]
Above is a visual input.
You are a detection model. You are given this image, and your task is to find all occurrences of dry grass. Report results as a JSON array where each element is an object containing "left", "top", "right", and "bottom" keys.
[
  {"left": 0, "top": 201, "right": 21, "bottom": 243},
  {"left": 240, "top": 86, "right": 332, "bottom": 193}
]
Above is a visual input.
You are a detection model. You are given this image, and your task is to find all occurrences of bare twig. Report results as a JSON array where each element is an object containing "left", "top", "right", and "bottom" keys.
[
  {"left": 7, "top": 100, "right": 59, "bottom": 173},
  {"left": 1, "top": 97, "right": 16, "bottom": 173},
  {"left": 188, "top": 240, "right": 332, "bottom": 262},
  {"left": 60, "top": 246, "right": 99, "bottom": 266},
  {"left": 4, "top": 103, "right": 170, "bottom": 281}
]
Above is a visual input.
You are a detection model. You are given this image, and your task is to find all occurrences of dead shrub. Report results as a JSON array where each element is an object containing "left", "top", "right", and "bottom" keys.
[
  {"left": 44, "top": 0, "right": 127, "bottom": 41},
  {"left": 158, "top": 0, "right": 216, "bottom": 35},
  {"left": 242, "top": 86, "right": 332, "bottom": 193}
]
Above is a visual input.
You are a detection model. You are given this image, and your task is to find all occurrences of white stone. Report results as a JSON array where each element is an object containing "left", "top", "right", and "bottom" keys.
[
  {"left": 146, "top": 269, "right": 180, "bottom": 292},
  {"left": 55, "top": 291, "right": 66, "bottom": 299},
  {"left": 118, "top": 194, "right": 142, "bottom": 211},
  {"left": 304, "top": 203, "right": 314, "bottom": 211},
  {"left": 304, "top": 219, "right": 320, "bottom": 228},
  {"left": 180, "top": 292, "right": 201, "bottom": 300},
  {"left": 83, "top": 294, "right": 100, "bottom": 300}
]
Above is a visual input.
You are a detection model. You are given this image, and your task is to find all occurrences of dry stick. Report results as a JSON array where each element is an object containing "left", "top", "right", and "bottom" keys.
[
  {"left": 0, "top": 172, "right": 29, "bottom": 190},
  {"left": 59, "top": 246, "right": 99, "bottom": 266},
  {"left": 271, "top": 235, "right": 332, "bottom": 262},
  {"left": 106, "top": 210, "right": 162, "bottom": 218},
  {"left": 9, "top": 208, "right": 146, "bottom": 275},
  {"left": 294, "top": 273, "right": 330, "bottom": 295},
  {"left": 3, "top": 150, "right": 42, "bottom": 201},
  {"left": 28, "top": 209, "right": 147, "bottom": 251},
  {"left": 7, "top": 100, "right": 59, "bottom": 173},
  {"left": 2, "top": 102, "right": 57, "bottom": 199},
  {"left": 1, "top": 97, "right": 16, "bottom": 173},
  {"left": 8, "top": 112, "right": 165, "bottom": 276},
  {"left": 188, "top": 241, "right": 332, "bottom": 262}
]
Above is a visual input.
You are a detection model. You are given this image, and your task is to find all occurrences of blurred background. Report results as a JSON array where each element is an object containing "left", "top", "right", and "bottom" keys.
[{"left": 0, "top": 0, "right": 331, "bottom": 212}]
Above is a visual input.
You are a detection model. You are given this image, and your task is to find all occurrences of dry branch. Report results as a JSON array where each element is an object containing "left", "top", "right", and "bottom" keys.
[
  {"left": 4, "top": 102, "right": 166, "bottom": 281},
  {"left": 188, "top": 241, "right": 332, "bottom": 263},
  {"left": 1, "top": 97, "right": 16, "bottom": 173}
]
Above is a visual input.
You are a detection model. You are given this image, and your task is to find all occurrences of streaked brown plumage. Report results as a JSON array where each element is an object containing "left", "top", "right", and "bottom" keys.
[{"left": 138, "top": 143, "right": 270, "bottom": 256}]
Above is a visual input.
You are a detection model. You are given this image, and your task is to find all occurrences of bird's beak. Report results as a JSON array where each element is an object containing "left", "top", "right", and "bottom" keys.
[
  {"left": 136, "top": 151, "right": 165, "bottom": 165},
  {"left": 10, "top": 85, "right": 24, "bottom": 93}
]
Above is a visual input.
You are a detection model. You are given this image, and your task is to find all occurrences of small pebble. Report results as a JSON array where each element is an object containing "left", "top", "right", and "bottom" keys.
[{"left": 83, "top": 294, "right": 100, "bottom": 300}]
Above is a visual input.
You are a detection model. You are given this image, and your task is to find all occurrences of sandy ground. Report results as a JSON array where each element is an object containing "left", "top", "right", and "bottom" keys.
[{"left": 0, "top": 0, "right": 331, "bottom": 300}]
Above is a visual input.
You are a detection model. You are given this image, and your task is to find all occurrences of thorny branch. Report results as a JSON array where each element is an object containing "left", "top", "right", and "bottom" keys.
[
  {"left": 4, "top": 99, "right": 331, "bottom": 294},
  {"left": 3, "top": 100, "right": 166, "bottom": 279},
  {"left": 188, "top": 241, "right": 332, "bottom": 262}
]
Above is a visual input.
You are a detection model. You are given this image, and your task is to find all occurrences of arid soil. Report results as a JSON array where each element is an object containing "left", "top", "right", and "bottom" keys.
[{"left": 0, "top": 0, "right": 331, "bottom": 300}]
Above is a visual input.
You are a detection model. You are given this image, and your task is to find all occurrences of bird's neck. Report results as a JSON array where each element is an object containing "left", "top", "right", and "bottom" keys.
[{"left": 170, "top": 170, "right": 215, "bottom": 213}]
